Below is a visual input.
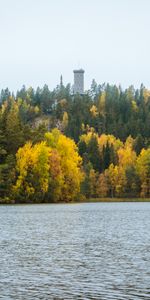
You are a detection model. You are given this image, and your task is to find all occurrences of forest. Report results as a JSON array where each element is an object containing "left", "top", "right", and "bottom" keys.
[{"left": 0, "top": 80, "right": 150, "bottom": 203}]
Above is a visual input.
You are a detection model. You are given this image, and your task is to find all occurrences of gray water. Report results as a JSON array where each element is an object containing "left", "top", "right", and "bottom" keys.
[{"left": 0, "top": 202, "right": 150, "bottom": 300}]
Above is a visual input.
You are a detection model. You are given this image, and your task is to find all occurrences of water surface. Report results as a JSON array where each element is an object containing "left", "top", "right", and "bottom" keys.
[{"left": 0, "top": 202, "right": 150, "bottom": 299}]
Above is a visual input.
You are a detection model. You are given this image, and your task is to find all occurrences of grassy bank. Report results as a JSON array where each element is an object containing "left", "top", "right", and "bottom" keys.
[
  {"left": 78, "top": 197, "right": 150, "bottom": 203},
  {"left": 1, "top": 197, "right": 150, "bottom": 205}
]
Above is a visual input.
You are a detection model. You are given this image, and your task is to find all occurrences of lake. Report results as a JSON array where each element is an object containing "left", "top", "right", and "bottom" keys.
[{"left": 0, "top": 202, "right": 150, "bottom": 299}]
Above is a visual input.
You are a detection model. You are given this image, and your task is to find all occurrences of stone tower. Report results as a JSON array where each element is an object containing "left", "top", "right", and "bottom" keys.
[{"left": 73, "top": 69, "right": 84, "bottom": 95}]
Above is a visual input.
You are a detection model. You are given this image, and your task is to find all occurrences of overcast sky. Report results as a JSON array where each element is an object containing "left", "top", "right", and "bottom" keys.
[{"left": 0, "top": 0, "right": 150, "bottom": 92}]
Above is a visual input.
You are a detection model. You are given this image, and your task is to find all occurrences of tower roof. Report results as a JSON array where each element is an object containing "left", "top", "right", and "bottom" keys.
[{"left": 73, "top": 69, "right": 85, "bottom": 73}]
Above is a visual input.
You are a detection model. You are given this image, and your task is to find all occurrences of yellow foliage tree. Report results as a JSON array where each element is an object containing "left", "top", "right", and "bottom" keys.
[
  {"left": 98, "top": 134, "right": 123, "bottom": 152},
  {"left": 105, "top": 164, "right": 126, "bottom": 197},
  {"left": 117, "top": 145, "right": 137, "bottom": 169},
  {"left": 45, "top": 129, "right": 83, "bottom": 201},
  {"left": 143, "top": 88, "right": 150, "bottom": 104},
  {"left": 14, "top": 129, "right": 83, "bottom": 202},
  {"left": 62, "top": 111, "right": 68, "bottom": 131},
  {"left": 89, "top": 169, "right": 97, "bottom": 197},
  {"left": 136, "top": 148, "right": 150, "bottom": 197},
  {"left": 98, "top": 92, "right": 106, "bottom": 116},
  {"left": 96, "top": 173, "right": 108, "bottom": 197},
  {"left": 90, "top": 105, "right": 98, "bottom": 117},
  {"left": 14, "top": 141, "right": 50, "bottom": 200}
]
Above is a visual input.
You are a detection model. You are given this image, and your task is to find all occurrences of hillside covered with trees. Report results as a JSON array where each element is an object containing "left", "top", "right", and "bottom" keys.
[{"left": 0, "top": 81, "right": 150, "bottom": 202}]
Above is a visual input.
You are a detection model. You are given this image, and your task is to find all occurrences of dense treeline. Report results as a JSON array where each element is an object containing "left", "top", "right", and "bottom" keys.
[{"left": 0, "top": 80, "right": 150, "bottom": 202}]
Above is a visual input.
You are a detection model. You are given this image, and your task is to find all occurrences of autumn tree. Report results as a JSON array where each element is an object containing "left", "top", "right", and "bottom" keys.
[
  {"left": 45, "top": 129, "right": 83, "bottom": 201},
  {"left": 13, "top": 129, "right": 83, "bottom": 202},
  {"left": 136, "top": 149, "right": 150, "bottom": 197},
  {"left": 96, "top": 173, "right": 108, "bottom": 197}
]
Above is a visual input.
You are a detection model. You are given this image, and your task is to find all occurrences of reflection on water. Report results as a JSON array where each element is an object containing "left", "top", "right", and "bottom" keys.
[{"left": 0, "top": 202, "right": 150, "bottom": 299}]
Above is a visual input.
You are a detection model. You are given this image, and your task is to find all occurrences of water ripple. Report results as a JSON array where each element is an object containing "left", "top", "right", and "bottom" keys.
[{"left": 0, "top": 202, "right": 150, "bottom": 299}]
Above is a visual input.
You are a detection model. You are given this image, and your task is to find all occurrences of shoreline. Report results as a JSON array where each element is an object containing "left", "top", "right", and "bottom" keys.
[
  {"left": 79, "top": 198, "right": 150, "bottom": 203},
  {"left": 0, "top": 198, "right": 150, "bottom": 205}
]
